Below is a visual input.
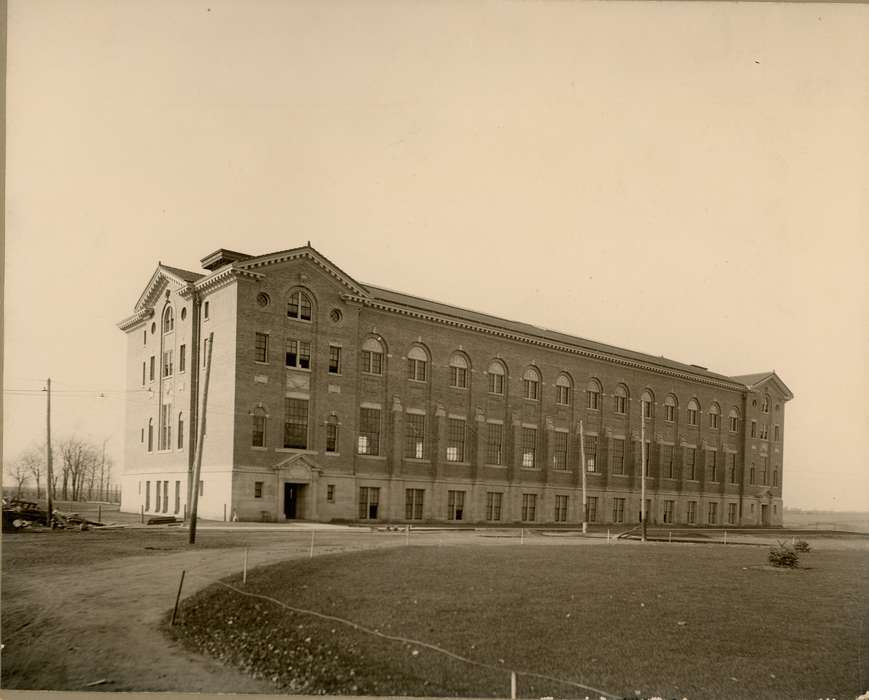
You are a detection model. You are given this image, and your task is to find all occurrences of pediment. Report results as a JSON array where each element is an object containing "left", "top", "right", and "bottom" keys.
[
  {"left": 134, "top": 265, "right": 198, "bottom": 312},
  {"left": 272, "top": 453, "right": 322, "bottom": 481}
]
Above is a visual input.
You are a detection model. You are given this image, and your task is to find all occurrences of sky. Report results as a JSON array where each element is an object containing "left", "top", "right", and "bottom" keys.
[{"left": 4, "top": 0, "right": 868, "bottom": 510}]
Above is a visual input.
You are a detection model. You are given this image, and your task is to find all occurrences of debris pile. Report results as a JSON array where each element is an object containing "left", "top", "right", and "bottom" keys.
[{"left": 2, "top": 497, "right": 105, "bottom": 532}]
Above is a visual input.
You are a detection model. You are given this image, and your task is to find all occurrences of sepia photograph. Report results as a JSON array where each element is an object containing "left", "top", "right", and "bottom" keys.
[{"left": 2, "top": 1, "right": 868, "bottom": 699}]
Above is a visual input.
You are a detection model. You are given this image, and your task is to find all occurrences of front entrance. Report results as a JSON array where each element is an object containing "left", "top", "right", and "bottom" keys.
[
  {"left": 284, "top": 483, "right": 305, "bottom": 520},
  {"left": 761, "top": 504, "right": 769, "bottom": 527}
]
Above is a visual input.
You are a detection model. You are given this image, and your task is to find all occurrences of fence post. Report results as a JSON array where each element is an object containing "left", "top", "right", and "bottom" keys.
[
  {"left": 668, "top": 531, "right": 671, "bottom": 543},
  {"left": 510, "top": 671, "right": 517, "bottom": 699},
  {"left": 520, "top": 528, "right": 524, "bottom": 545},
  {"left": 309, "top": 529, "right": 315, "bottom": 558},
  {"left": 723, "top": 529, "right": 727, "bottom": 545},
  {"left": 140, "top": 505, "right": 144, "bottom": 524},
  {"left": 406, "top": 525, "right": 410, "bottom": 546}
]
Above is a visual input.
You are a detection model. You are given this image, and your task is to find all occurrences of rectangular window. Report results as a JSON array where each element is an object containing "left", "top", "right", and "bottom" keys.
[
  {"left": 750, "top": 465, "right": 756, "bottom": 485},
  {"left": 665, "top": 404, "right": 675, "bottom": 422},
  {"left": 709, "top": 412, "right": 720, "bottom": 429},
  {"left": 521, "top": 493, "right": 537, "bottom": 522},
  {"left": 774, "top": 424, "right": 780, "bottom": 442},
  {"left": 686, "top": 447, "right": 697, "bottom": 480},
  {"left": 488, "top": 373, "right": 504, "bottom": 395},
  {"left": 159, "top": 403, "right": 172, "bottom": 450},
  {"left": 586, "top": 496, "right": 598, "bottom": 522},
  {"left": 155, "top": 480, "right": 161, "bottom": 512},
  {"left": 361, "top": 350, "right": 383, "bottom": 375},
  {"left": 178, "top": 413, "right": 184, "bottom": 449},
  {"left": 584, "top": 435, "right": 597, "bottom": 472},
  {"left": 663, "top": 500, "right": 675, "bottom": 524},
  {"left": 358, "top": 408, "right": 381, "bottom": 455},
  {"left": 149, "top": 355, "right": 155, "bottom": 381},
  {"left": 687, "top": 407, "right": 698, "bottom": 425},
  {"left": 730, "top": 414, "right": 739, "bottom": 432},
  {"left": 408, "top": 358, "right": 427, "bottom": 381},
  {"left": 486, "top": 492, "right": 503, "bottom": 521},
  {"left": 283, "top": 398, "right": 309, "bottom": 449},
  {"left": 614, "top": 395, "right": 626, "bottom": 414},
  {"left": 708, "top": 502, "right": 718, "bottom": 525},
  {"left": 199, "top": 480, "right": 204, "bottom": 497},
  {"left": 163, "top": 481, "right": 169, "bottom": 514},
  {"left": 554, "top": 495, "right": 568, "bottom": 523},
  {"left": 552, "top": 431, "right": 568, "bottom": 470},
  {"left": 751, "top": 420, "right": 757, "bottom": 438},
  {"left": 254, "top": 481, "right": 263, "bottom": 498},
  {"left": 252, "top": 412, "right": 266, "bottom": 447},
  {"left": 662, "top": 444, "right": 674, "bottom": 479},
  {"left": 709, "top": 449, "right": 718, "bottom": 482},
  {"left": 255, "top": 333, "right": 269, "bottom": 363},
  {"left": 174, "top": 481, "right": 180, "bottom": 514},
  {"left": 145, "top": 480, "right": 151, "bottom": 510},
  {"left": 727, "top": 502, "right": 737, "bottom": 525},
  {"left": 405, "top": 488, "right": 424, "bottom": 520},
  {"left": 285, "top": 339, "right": 311, "bottom": 369},
  {"left": 640, "top": 440, "right": 651, "bottom": 475},
  {"left": 487, "top": 423, "right": 504, "bottom": 465},
  {"left": 404, "top": 413, "right": 426, "bottom": 459},
  {"left": 447, "top": 418, "right": 466, "bottom": 462},
  {"left": 358, "top": 486, "right": 379, "bottom": 520},
  {"left": 204, "top": 301, "right": 209, "bottom": 320},
  {"left": 447, "top": 490, "right": 465, "bottom": 520},
  {"left": 450, "top": 366, "right": 468, "bottom": 388},
  {"left": 203, "top": 339, "right": 208, "bottom": 367},
  {"left": 325, "top": 421, "right": 338, "bottom": 453},
  {"left": 523, "top": 379, "right": 539, "bottom": 401},
  {"left": 142, "top": 362, "right": 146, "bottom": 385},
  {"left": 612, "top": 497, "right": 625, "bottom": 523},
  {"left": 587, "top": 389, "right": 600, "bottom": 410},
  {"left": 327, "top": 484, "right": 335, "bottom": 503},
  {"left": 556, "top": 385, "right": 570, "bottom": 405},
  {"left": 328, "top": 345, "right": 341, "bottom": 374},
  {"left": 162, "top": 350, "right": 174, "bottom": 377},
  {"left": 179, "top": 344, "right": 186, "bottom": 372},
  {"left": 687, "top": 501, "right": 697, "bottom": 524},
  {"left": 728, "top": 452, "right": 737, "bottom": 483},
  {"left": 522, "top": 427, "right": 537, "bottom": 468},
  {"left": 612, "top": 438, "right": 625, "bottom": 474},
  {"left": 773, "top": 468, "right": 778, "bottom": 487},
  {"left": 760, "top": 423, "right": 769, "bottom": 440},
  {"left": 760, "top": 456, "right": 769, "bottom": 485}
]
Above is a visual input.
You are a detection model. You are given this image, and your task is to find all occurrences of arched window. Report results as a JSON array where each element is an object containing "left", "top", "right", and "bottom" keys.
[
  {"left": 586, "top": 378, "right": 602, "bottom": 410},
  {"left": 728, "top": 407, "right": 740, "bottom": 433},
  {"left": 761, "top": 394, "right": 770, "bottom": 414},
  {"left": 177, "top": 412, "right": 184, "bottom": 450},
  {"left": 640, "top": 390, "right": 654, "bottom": 419},
  {"left": 162, "top": 306, "right": 174, "bottom": 333},
  {"left": 287, "top": 290, "right": 313, "bottom": 321},
  {"left": 251, "top": 407, "right": 267, "bottom": 448},
  {"left": 664, "top": 394, "right": 677, "bottom": 422},
  {"left": 687, "top": 399, "right": 700, "bottom": 426},
  {"left": 555, "top": 374, "right": 572, "bottom": 405},
  {"left": 147, "top": 419, "right": 154, "bottom": 452},
  {"left": 407, "top": 346, "right": 428, "bottom": 382},
  {"left": 613, "top": 384, "right": 628, "bottom": 415},
  {"left": 449, "top": 353, "right": 469, "bottom": 389},
  {"left": 522, "top": 367, "right": 540, "bottom": 400},
  {"left": 487, "top": 360, "right": 506, "bottom": 395},
  {"left": 361, "top": 337, "right": 384, "bottom": 375},
  {"left": 708, "top": 403, "right": 721, "bottom": 429}
]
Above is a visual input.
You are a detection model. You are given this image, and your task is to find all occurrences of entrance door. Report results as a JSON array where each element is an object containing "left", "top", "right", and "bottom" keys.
[
  {"left": 761, "top": 504, "right": 769, "bottom": 526},
  {"left": 284, "top": 483, "right": 298, "bottom": 519}
]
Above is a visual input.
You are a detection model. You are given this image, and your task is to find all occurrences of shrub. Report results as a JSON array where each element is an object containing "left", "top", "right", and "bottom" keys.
[
  {"left": 768, "top": 542, "right": 799, "bottom": 568},
  {"left": 793, "top": 539, "right": 811, "bottom": 553}
]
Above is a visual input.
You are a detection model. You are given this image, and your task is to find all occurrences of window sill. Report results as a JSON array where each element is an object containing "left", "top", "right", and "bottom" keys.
[
  {"left": 484, "top": 463, "right": 507, "bottom": 468},
  {"left": 357, "top": 454, "right": 387, "bottom": 460},
  {"left": 251, "top": 446, "right": 268, "bottom": 451},
  {"left": 328, "top": 372, "right": 342, "bottom": 377},
  {"left": 285, "top": 366, "right": 311, "bottom": 372},
  {"left": 325, "top": 451, "right": 340, "bottom": 457},
  {"left": 286, "top": 317, "right": 312, "bottom": 323},
  {"left": 520, "top": 466, "right": 541, "bottom": 471},
  {"left": 404, "top": 458, "right": 431, "bottom": 464},
  {"left": 254, "top": 361, "right": 269, "bottom": 366},
  {"left": 446, "top": 461, "right": 471, "bottom": 466},
  {"left": 487, "top": 392, "right": 504, "bottom": 398},
  {"left": 275, "top": 448, "right": 317, "bottom": 454},
  {"left": 408, "top": 379, "right": 428, "bottom": 385}
]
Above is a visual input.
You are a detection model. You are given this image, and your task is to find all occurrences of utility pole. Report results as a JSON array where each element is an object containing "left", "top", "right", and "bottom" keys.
[
  {"left": 188, "top": 332, "right": 214, "bottom": 545},
  {"left": 100, "top": 438, "right": 107, "bottom": 502},
  {"left": 45, "top": 378, "right": 53, "bottom": 527},
  {"left": 579, "top": 419, "right": 587, "bottom": 535},
  {"left": 640, "top": 403, "right": 647, "bottom": 542}
]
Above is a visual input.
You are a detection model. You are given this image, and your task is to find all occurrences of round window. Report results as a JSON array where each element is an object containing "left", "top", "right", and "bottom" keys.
[
  {"left": 330, "top": 308, "right": 343, "bottom": 323},
  {"left": 256, "top": 292, "right": 270, "bottom": 308}
]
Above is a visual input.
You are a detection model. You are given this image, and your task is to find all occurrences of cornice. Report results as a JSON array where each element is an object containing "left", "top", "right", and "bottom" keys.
[
  {"left": 135, "top": 267, "right": 197, "bottom": 312},
  {"left": 238, "top": 249, "right": 369, "bottom": 297},
  {"left": 194, "top": 266, "right": 265, "bottom": 296},
  {"left": 117, "top": 308, "right": 155, "bottom": 331},
  {"left": 342, "top": 294, "right": 747, "bottom": 393}
]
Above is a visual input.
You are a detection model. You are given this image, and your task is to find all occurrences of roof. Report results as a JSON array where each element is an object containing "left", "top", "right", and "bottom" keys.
[
  {"left": 730, "top": 372, "right": 775, "bottom": 387},
  {"left": 730, "top": 371, "right": 794, "bottom": 400},
  {"left": 160, "top": 265, "right": 204, "bottom": 283},
  {"left": 362, "top": 283, "right": 742, "bottom": 387}
]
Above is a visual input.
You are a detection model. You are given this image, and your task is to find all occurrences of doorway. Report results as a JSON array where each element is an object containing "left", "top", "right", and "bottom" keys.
[
  {"left": 761, "top": 504, "right": 769, "bottom": 526},
  {"left": 284, "top": 483, "right": 304, "bottom": 520}
]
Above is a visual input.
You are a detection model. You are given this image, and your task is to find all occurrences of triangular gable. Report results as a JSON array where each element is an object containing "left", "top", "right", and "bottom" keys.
[
  {"left": 737, "top": 371, "right": 794, "bottom": 401},
  {"left": 234, "top": 245, "right": 370, "bottom": 298},
  {"left": 272, "top": 453, "right": 322, "bottom": 480},
  {"left": 134, "top": 265, "right": 201, "bottom": 312}
]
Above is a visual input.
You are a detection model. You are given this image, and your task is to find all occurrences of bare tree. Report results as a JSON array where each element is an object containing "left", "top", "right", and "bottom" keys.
[
  {"left": 6, "top": 461, "right": 31, "bottom": 499},
  {"left": 17, "top": 445, "right": 46, "bottom": 499},
  {"left": 59, "top": 437, "right": 101, "bottom": 502}
]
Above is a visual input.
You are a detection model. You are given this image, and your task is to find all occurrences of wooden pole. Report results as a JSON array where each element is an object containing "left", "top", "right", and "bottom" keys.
[
  {"left": 510, "top": 671, "right": 517, "bottom": 699},
  {"left": 309, "top": 529, "right": 315, "bottom": 558},
  {"left": 640, "top": 408, "right": 647, "bottom": 543},
  {"left": 171, "top": 570, "right": 186, "bottom": 625},
  {"left": 579, "top": 419, "right": 587, "bottom": 535},
  {"left": 188, "top": 332, "right": 214, "bottom": 545},
  {"left": 243, "top": 547, "right": 248, "bottom": 584},
  {"left": 45, "top": 378, "right": 53, "bottom": 527}
]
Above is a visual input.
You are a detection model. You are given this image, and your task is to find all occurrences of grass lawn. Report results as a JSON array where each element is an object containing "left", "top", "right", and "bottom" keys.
[{"left": 169, "top": 543, "right": 869, "bottom": 699}]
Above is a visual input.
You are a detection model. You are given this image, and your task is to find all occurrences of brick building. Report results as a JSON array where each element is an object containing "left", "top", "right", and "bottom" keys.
[{"left": 118, "top": 245, "right": 792, "bottom": 526}]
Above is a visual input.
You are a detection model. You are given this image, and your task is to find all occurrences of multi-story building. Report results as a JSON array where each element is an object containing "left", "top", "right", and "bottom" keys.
[{"left": 118, "top": 245, "right": 792, "bottom": 526}]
